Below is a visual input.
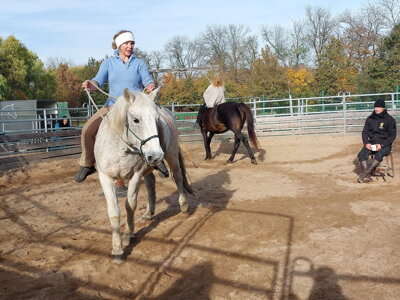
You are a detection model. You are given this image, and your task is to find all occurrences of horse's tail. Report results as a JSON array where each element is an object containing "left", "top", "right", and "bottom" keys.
[
  {"left": 240, "top": 103, "right": 260, "bottom": 150},
  {"left": 178, "top": 149, "right": 194, "bottom": 195}
]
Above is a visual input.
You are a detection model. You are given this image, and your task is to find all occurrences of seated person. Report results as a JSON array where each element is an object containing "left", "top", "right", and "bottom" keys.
[
  {"left": 196, "top": 75, "right": 225, "bottom": 127},
  {"left": 357, "top": 99, "right": 397, "bottom": 183},
  {"left": 55, "top": 116, "right": 70, "bottom": 130}
]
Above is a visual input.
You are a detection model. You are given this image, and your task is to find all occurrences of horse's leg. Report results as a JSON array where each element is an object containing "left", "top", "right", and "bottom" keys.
[
  {"left": 236, "top": 131, "right": 257, "bottom": 164},
  {"left": 141, "top": 172, "right": 156, "bottom": 221},
  {"left": 98, "top": 171, "right": 124, "bottom": 263},
  {"left": 122, "top": 171, "right": 142, "bottom": 247},
  {"left": 202, "top": 129, "right": 214, "bottom": 160},
  {"left": 227, "top": 134, "right": 241, "bottom": 163},
  {"left": 167, "top": 155, "right": 190, "bottom": 214}
]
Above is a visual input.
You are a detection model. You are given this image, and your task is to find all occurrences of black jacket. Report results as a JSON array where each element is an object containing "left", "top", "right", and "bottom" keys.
[{"left": 362, "top": 109, "right": 397, "bottom": 148}]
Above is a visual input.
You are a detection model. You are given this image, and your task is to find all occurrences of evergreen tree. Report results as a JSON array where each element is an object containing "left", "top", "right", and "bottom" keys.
[
  {"left": 314, "top": 38, "right": 358, "bottom": 96},
  {"left": 365, "top": 24, "right": 400, "bottom": 92}
]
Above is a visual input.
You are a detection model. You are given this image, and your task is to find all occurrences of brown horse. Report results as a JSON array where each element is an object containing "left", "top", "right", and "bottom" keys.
[{"left": 198, "top": 102, "right": 260, "bottom": 164}]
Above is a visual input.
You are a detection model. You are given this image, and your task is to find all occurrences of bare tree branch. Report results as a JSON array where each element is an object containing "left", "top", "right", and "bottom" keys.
[
  {"left": 261, "top": 25, "right": 290, "bottom": 66},
  {"left": 304, "top": 5, "right": 339, "bottom": 63}
]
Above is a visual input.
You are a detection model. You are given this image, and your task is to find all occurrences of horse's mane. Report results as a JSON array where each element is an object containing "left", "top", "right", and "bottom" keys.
[
  {"left": 158, "top": 108, "right": 177, "bottom": 138},
  {"left": 108, "top": 94, "right": 131, "bottom": 135}
]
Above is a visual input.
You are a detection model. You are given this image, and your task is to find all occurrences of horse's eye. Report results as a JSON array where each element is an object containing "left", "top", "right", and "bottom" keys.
[{"left": 133, "top": 119, "right": 139, "bottom": 124}]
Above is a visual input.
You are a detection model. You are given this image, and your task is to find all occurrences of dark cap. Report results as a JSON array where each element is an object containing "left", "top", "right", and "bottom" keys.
[{"left": 374, "top": 99, "right": 386, "bottom": 108}]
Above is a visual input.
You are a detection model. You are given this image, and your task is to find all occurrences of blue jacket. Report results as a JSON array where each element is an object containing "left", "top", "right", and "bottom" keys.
[{"left": 93, "top": 51, "right": 154, "bottom": 106}]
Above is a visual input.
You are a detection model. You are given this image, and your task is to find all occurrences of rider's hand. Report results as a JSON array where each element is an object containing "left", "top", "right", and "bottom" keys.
[
  {"left": 365, "top": 144, "right": 372, "bottom": 150},
  {"left": 82, "top": 80, "right": 98, "bottom": 92},
  {"left": 145, "top": 82, "right": 155, "bottom": 92},
  {"left": 376, "top": 144, "right": 382, "bottom": 151}
]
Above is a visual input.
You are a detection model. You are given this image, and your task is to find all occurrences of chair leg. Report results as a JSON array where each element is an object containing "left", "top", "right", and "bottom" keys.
[{"left": 389, "top": 153, "right": 394, "bottom": 178}]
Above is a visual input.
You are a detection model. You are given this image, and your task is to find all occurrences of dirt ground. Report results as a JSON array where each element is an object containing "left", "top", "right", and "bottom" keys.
[{"left": 0, "top": 134, "right": 399, "bottom": 300}]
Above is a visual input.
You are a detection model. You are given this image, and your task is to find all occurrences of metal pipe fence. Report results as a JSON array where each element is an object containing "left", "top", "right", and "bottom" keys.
[{"left": 1, "top": 92, "right": 399, "bottom": 137}]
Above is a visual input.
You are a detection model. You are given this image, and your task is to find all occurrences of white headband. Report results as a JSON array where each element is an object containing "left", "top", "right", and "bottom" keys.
[{"left": 115, "top": 32, "right": 135, "bottom": 48}]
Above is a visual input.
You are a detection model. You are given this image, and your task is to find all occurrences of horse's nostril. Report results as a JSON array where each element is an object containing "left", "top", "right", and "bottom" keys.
[{"left": 147, "top": 155, "right": 153, "bottom": 162}]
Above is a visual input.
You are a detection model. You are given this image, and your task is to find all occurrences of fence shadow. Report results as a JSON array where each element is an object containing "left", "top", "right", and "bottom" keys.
[
  {"left": 287, "top": 256, "right": 400, "bottom": 300},
  {"left": 140, "top": 261, "right": 215, "bottom": 300}
]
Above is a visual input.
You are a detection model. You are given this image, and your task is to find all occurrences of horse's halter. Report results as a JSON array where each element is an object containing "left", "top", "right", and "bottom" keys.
[{"left": 124, "top": 114, "right": 160, "bottom": 157}]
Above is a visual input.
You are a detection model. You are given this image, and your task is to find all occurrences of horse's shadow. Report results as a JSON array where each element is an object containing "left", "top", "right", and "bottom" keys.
[
  {"left": 213, "top": 138, "right": 266, "bottom": 162},
  {"left": 140, "top": 261, "right": 215, "bottom": 299},
  {"left": 123, "top": 169, "right": 233, "bottom": 258}
]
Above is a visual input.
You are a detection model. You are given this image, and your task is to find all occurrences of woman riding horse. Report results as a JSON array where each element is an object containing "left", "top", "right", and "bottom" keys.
[
  {"left": 196, "top": 76, "right": 260, "bottom": 164},
  {"left": 74, "top": 29, "right": 168, "bottom": 183},
  {"left": 196, "top": 75, "right": 225, "bottom": 126}
]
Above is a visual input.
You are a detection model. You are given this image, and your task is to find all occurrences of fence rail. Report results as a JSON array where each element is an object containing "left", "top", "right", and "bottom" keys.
[
  {"left": 1, "top": 92, "right": 399, "bottom": 171},
  {"left": 167, "top": 92, "right": 400, "bottom": 138},
  {"left": 0, "top": 129, "right": 81, "bottom": 171}
]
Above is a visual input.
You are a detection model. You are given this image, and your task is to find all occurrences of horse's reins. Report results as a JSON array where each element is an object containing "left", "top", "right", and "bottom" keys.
[
  {"left": 85, "top": 81, "right": 198, "bottom": 168},
  {"left": 84, "top": 83, "right": 158, "bottom": 157}
]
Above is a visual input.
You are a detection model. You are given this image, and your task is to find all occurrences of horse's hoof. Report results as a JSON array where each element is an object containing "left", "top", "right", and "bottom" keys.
[
  {"left": 122, "top": 234, "right": 133, "bottom": 247},
  {"left": 111, "top": 254, "right": 125, "bottom": 264},
  {"left": 180, "top": 203, "right": 190, "bottom": 214},
  {"left": 251, "top": 159, "right": 258, "bottom": 165},
  {"left": 226, "top": 159, "right": 233, "bottom": 164},
  {"left": 140, "top": 214, "right": 154, "bottom": 221}
]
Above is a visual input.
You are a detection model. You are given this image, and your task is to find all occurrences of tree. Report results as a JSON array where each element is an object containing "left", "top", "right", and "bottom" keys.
[
  {"left": 365, "top": 24, "right": 400, "bottom": 92},
  {"left": 0, "top": 74, "right": 10, "bottom": 101},
  {"left": 247, "top": 48, "right": 288, "bottom": 98},
  {"left": 46, "top": 57, "right": 73, "bottom": 69},
  {"left": 286, "top": 67, "right": 314, "bottom": 98},
  {"left": 262, "top": 21, "right": 310, "bottom": 68},
  {"left": 200, "top": 24, "right": 257, "bottom": 76},
  {"left": 54, "top": 64, "right": 83, "bottom": 107},
  {"left": 243, "top": 35, "right": 259, "bottom": 70},
  {"left": 134, "top": 48, "right": 151, "bottom": 66},
  {"left": 0, "top": 35, "right": 55, "bottom": 100},
  {"left": 339, "top": 6, "right": 386, "bottom": 72},
  {"left": 314, "top": 38, "right": 358, "bottom": 95},
  {"left": 200, "top": 25, "right": 228, "bottom": 70},
  {"left": 225, "top": 24, "right": 254, "bottom": 72},
  {"left": 305, "top": 6, "right": 339, "bottom": 64},
  {"left": 290, "top": 19, "right": 311, "bottom": 67},
  {"left": 164, "top": 35, "right": 204, "bottom": 78},
  {"left": 377, "top": 0, "right": 400, "bottom": 29},
  {"left": 261, "top": 25, "right": 290, "bottom": 66}
]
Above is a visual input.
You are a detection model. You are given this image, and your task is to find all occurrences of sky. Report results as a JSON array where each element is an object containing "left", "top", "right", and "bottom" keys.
[{"left": 0, "top": 0, "right": 369, "bottom": 66}]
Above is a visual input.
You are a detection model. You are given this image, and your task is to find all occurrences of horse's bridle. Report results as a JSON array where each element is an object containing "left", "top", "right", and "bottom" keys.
[{"left": 124, "top": 114, "right": 159, "bottom": 156}]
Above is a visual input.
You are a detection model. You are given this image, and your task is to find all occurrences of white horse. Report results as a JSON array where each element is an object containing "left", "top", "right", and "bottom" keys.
[{"left": 94, "top": 87, "right": 192, "bottom": 263}]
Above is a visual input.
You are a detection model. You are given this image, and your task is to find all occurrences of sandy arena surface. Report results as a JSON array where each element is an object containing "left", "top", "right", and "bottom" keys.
[{"left": 0, "top": 134, "right": 399, "bottom": 300}]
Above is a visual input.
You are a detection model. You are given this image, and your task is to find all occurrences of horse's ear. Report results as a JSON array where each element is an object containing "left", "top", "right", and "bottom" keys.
[
  {"left": 148, "top": 86, "right": 161, "bottom": 102},
  {"left": 123, "top": 88, "right": 135, "bottom": 102}
]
